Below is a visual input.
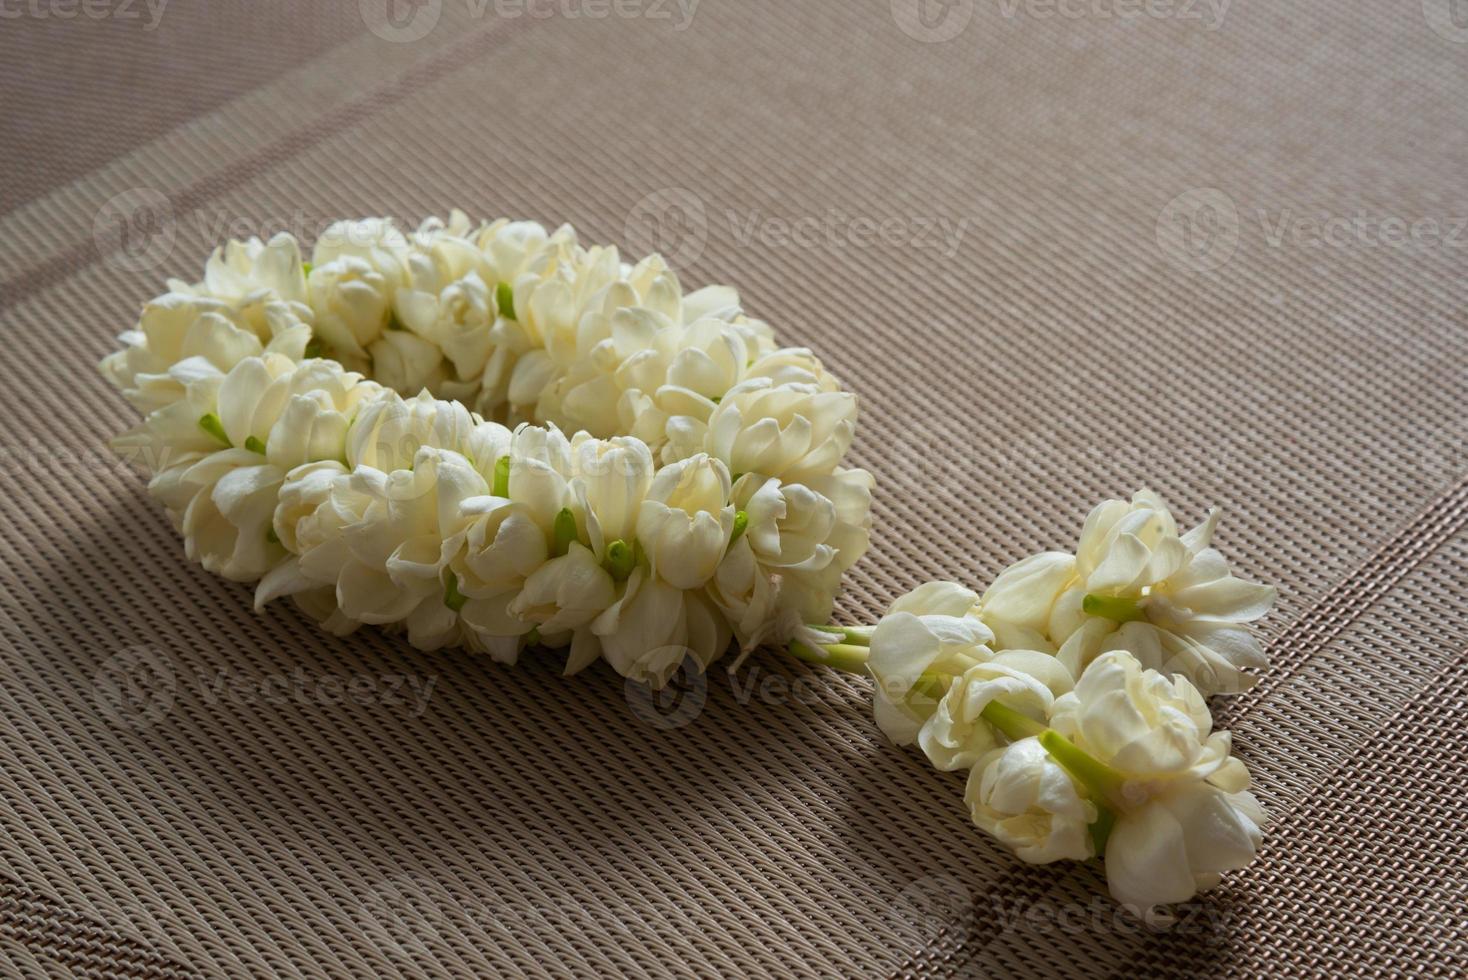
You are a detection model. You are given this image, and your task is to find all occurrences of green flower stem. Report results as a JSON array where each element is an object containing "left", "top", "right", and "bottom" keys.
[
  {"left": 492, "top": 455, "right": 511, "bottom": 497},
  {"left": 496, "top": 282, "right": 517, "bottom": 321},
  {"left": 198, "top": 413, "right": 231, "bottom": 447},
  {"left": 244, "top": 436, "right": 267, "bottom": 455},
  {"left": 911, "top": 672, "right": 951, "bottom": 700},
  {"left": 979, "top": 701, "right": 1047, "bottom": 742},
  {"left": 807, "top": 624, "right": 872, "bottom": 647},
  {"left": 729, "top": 510, "right": 750, "bottom": 545},
  {"left": 605, "top": 539, "right": 635, "bottom": 581},
  {"left": 443, "top": 569, "right": 469, "bottom": 612},
  {"left": 1038, "top": 729, "right": 1128, "bottom": 810},
  {"left": 788, "top": 641, "right": 871, "bottom": 675},
  {"left": 553, "top": 508, "right": 579, "bottom": 556},
  {"left": 1088, "top": 807, "right": 1116, "bottom": 854},
  {"left": 1082, "top": 593, "right": 1145, "bottom": 624}
]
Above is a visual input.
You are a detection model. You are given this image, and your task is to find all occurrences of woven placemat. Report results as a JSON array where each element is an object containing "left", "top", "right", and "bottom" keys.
[{"left": 2, "top": 1, "right": 1465, "bottom": 976}]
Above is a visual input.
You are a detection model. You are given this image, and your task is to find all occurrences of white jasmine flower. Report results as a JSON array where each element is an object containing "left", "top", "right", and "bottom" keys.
[
  {"left": 369, "top": 328, "right": 448, "bottom": 396},
  {"left": 734, "top": 475, "right": 837, "bottom": 572},
  {"left": 505, "top": 543, "right": 617, "bottom": 672},
  {"left": 189, "top": 232, "right": 309, "bottom": 308},
  {"left": 267, "top": 460, "right": 345, "bottom": 557},
  {"left": 101, "top": 294, "right": 282, "bottom": 413},
  {"left": 748, "top": 468, "right": 874, "bottom": 629},
  {"left": 865, "top": 582, "right": 993, "bottom": 745},
  {"left": 1048, "top": 649, "right": 1232, "bottom": 780},
  {"left": 428, "top": 274, "right": 497, "bottom": 382},
  {"left": 978, "top": 551, "right": 1077, "bottom": 653},
  {"left": 263, "top": 364, "right": 381, "bottom": 470},
  {"left": 473, "top": 219, "right": 573, "bottom": 286},
  {"left": 214, "top": 353, "right": 307, "bottom": 449},
  {"left": 394, "top": 220, "right": 494, "bottom": 376},
  {"left": 702, "top": 378, "right": 858, "bottom": 482},
  {"left": 314, "top": 448, "right": 484, "bottom": 649},
  {"left": 156, "top": 448, "right": 286, "bottom": 582},
  {"left": 967, "top": 737, "right": 1098, "bottom": 864},
  {"left": 706, "top": 534, "right": 780, "bottom": 653},
  {"left": 311, "top": 218, "right": 408, "bottom": 288},
  {"left": 1047, "top": 650, "right": 1265, "bottom": 912},
  {"left": 662, "top": 318, "right": 755, "bottom": 402},
  {"left": 141, "top": 356, "right": 365, "bottom": 578},
  {"left": 111, "top": 377, "right": 229, "bottom": 472},
  {"left": 570, "top": 434, "right": 654, "bottom": 558},
  {"left": 593, "top": 568, "right": 731, "bottom": 686},
  {"left": 637, "top": 453, "right": 734, "bottom": 590},
  {"left": 1103, "top": 777, "right": 1266, "bottom": 915},
  {"left": 744, "top": 348, "right": 839, "bottom": 391},
  {"left": 447, "top": 499, "right": 551, "bottom": 664},
  {"left": 497, "top": 423, "right": 576, "bottom": 533},
  {"left": 733, "top": 466, "right": 874, "bottom": 584},
  {"left": 346, "top": 389, "right": 477, "bottom": 473},
  {"left": 255, "top": 460, "right": 357, "bottom": 621},
  {"left": 308, "top": 256, "right": 393, "bottom": 360},
  {"left": 979, "top": 491, "right": 1276, "bottom": 696},
  {"left": 918, "top": 650, "right": 1073, "bottom": 772}
]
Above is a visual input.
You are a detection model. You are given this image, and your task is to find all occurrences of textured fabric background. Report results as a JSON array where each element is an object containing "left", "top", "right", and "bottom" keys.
[{"left": 2, "top": 1, "right": 1465, "bottom": 976}]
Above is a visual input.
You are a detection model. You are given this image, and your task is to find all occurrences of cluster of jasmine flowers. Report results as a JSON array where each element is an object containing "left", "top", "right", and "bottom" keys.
[
  {"left": 804, "top": 490, "right": 1276, "bottom": 919},
  {"left": 102, "top": 215, "right": 873, "bottom": 687}
]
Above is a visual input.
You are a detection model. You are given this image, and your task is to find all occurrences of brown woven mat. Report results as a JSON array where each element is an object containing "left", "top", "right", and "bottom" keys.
[{"left": 2, "top": 1, "right": 1465, "bottom": 976}]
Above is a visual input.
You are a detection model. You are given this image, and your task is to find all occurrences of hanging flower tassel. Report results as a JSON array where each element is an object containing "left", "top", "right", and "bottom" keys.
[{"left": 791, "top": 490, "right": 1275, "bottom": 921}]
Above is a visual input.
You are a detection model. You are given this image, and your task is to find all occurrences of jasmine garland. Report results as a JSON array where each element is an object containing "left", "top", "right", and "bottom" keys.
[
  {"left": 102, "top": 217, "right": 1278, "bottom": 920},
  {"left": 103, "top": 215, "right": 873, "bottom": 687}
]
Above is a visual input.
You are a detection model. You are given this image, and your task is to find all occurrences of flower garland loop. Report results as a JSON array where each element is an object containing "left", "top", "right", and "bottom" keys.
[
  {"left": 103, "top": 214, "right": 874, "bottom": 686},
  {"left": 104, "top": 213, "right": 1278, "bottom": 923}
]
